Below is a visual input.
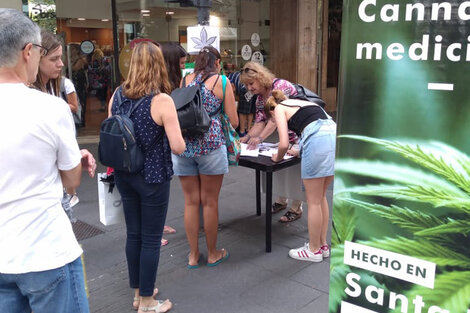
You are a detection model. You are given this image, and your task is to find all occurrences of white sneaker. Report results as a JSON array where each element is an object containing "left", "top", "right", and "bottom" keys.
[
  {"left": 69, "top": 194, "right": 80, "bottom": 208},
  {"left": 321, "top": 244, "right": 330, "bottom": 258},
  {"left": 288, "top": 243, "right": 323, "bottom": 262}
]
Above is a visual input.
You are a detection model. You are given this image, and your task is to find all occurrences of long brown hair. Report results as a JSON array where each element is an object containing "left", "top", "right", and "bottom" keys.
[
  {"left": 32, "top": 29, "right": 62, "bottom": 96},
  {"left": 123, "top": 42, "right": 171, "bottom": 98},
  {"left": 161, "top": 42, "right": 187, "bottom": 91},
  {"left": 193, "top": 46, "right": 221, "bottom": 80},
  {"left": 265, "top": 90, "right": 287, "bottom": 118}
]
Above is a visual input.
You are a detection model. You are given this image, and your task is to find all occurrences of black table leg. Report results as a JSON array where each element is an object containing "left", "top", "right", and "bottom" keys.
[
  {"left": 265, "top": 172, "right": 272, "bottom": 252},
  {"left": 256, "top": 169, "right": 261, "bottom": 216}
]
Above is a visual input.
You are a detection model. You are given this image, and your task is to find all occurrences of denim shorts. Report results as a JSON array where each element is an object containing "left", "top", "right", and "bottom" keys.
[
  {"left": 172, "top": 145, "right": 229, "bottom": 176},
  {"left": 299, "top": 119, "right": 336, "bottom": 179},
  {"left": 0, "top": 257, "right": 89, "bottom": 313}
]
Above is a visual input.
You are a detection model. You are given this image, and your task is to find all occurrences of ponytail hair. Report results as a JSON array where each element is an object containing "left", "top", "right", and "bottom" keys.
[
  {"left": 194, "top": 46, "right": 221, "bottom": 79},
  {"left": 265, "top": 90, "right": 287, "bottom": 117}
]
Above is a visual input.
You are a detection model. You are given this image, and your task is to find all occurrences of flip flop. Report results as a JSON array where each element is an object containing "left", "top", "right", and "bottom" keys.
[
  {"left": 161, "top": 238, "right": 169, "bottom": 246},
  {"left": 207, "top": 249, "right": 229, "bottom": 267},
  {"left": 187, "top": 253, "right": 202, "bottom": 269},
  {"left": 163, "top": 225, "right": 176, "bottom": 234}
]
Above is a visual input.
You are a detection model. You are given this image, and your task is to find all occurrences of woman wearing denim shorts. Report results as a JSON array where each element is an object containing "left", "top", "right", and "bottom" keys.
[
  {"left": 266, "top": 91, "right": 336, "bottom": 263},
  {"left": 172, "top": 46, "right": 238, "bottom": 268}
]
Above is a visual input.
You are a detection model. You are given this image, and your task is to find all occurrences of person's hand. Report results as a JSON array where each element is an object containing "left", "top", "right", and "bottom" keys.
[
  {"left": 247, "top": 136, "right": 262, "bottom": 150},
  {"left": 80, "top": 149, "right": 97, "bottom": 178},
  {"left": 240, "top": 134, "right": 250, "bottom": 143},
  {"left": 287, "top": 148, "right": 299, "bottom": 157},
  {"left": 271, "top": 153, "right": 282, "bottom": 163}
]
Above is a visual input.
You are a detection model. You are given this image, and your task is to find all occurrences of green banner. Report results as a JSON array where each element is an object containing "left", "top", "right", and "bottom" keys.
[{"left": 330, "top": 1, "right": 470, "bottom": 313}]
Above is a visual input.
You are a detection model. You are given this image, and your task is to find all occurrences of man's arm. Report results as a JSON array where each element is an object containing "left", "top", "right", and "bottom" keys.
[{"left": 59, "top": 149, "right": 96, "bottom": 189}]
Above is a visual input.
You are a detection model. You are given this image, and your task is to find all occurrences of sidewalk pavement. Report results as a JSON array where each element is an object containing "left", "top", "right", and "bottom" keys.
[{"left": 73, "top": 143, "right": 332, "bottom": 313}]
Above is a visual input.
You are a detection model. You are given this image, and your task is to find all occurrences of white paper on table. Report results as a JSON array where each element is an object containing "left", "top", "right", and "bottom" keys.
[
  {"left": 241, "top": 143, "right": 259, "bottom": 157},
  {"left": 258, "top": 147, "right": 294, "bottom": 160},
  {"left": 259, "top": 142, "right": 278, "bottom": 148}
]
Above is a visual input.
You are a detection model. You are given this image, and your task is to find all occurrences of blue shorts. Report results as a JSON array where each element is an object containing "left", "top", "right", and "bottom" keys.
[
  {"left": 299, "top": 119, "right": 336, "bottom": 179},
  {"left": 172, "top": 145, "right": 229, "bottom": 176}
]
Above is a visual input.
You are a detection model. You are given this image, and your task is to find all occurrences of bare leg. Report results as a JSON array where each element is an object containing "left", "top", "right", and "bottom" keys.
[
  {"left": 199, "top": 174, "right": 225, "bottom": 263},
  {"left": 303, "top": 176, "right": 333, "bottom": 252},
  {"left": 276, "top": 196, "right": 287, "bottom": 205},
  {"left": 179, "top": 176, "right": 201, "bottom": 266},
  {"left": 320, "top": 176, "right": 334, "bottom": 245}
]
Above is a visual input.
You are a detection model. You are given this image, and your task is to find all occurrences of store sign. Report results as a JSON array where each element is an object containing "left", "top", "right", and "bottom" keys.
[
  {"left": 186, "top": 25, "right": 220, "bottom": 54},
  {"left": 80, "top": 40, "right": 94, "bottom": 55},
  {"left": 330, "top": 1, "right": 470, "bottom": 313}
]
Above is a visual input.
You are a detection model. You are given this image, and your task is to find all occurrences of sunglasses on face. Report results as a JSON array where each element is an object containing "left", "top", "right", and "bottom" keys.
[
  {"left": 23, "top": 43, "right": 49, "bottom": 56},
  {"left": 240, "top": 68, "right": 258, "bottom": 74}
]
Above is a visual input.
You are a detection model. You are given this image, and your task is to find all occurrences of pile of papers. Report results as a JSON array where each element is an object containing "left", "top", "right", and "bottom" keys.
[{"left": 240, "top": 142, "right": 294, "bottom": 160}]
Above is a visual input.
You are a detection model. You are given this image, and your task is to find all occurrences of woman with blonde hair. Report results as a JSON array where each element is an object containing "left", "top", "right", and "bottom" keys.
[
  {"left": 266, "top": 90, "right": 336, "bottom": 262},
  {"left": 108, "top": 41, "right": 185, "bottom": 313},
  {"left": 172, "top": 46, "right": 238, "bottom": 269},
  {"left": 240, "top": 62, "right": 304, "bottom": 223}
]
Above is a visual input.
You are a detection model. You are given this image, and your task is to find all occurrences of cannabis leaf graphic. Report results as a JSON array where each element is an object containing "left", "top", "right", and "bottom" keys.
[
  {"left": 330, "top": 135, "right": 470, "bottom": 313},
  {"left": 191, "top": 27, "right": 216, "bottom": 50}
]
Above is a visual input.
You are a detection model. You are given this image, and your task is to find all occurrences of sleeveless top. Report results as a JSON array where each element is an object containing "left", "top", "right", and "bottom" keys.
[
  {"left": 181, "top": 73, "right": 224, "bottom": 157},
  {"left": 287, "top": 105, "right": 328, "bottom": 136},
  {"left": 111, "top": 88, "right": 173, "bottom": 183}
]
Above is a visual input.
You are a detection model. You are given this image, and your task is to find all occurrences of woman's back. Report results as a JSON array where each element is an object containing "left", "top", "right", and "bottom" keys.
[
  {"left": 180, "top": 72, "right": 225, "bottom": 157},
  {"left": 111, "top": 88, "right": 173, "bottom": 183}
]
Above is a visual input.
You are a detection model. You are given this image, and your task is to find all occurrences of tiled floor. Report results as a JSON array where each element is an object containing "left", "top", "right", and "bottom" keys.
[{"left": 73, "top": 143, "right": 333, "bottom": 313}]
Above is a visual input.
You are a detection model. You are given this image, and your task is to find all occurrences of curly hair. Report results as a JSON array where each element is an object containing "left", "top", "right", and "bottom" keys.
[{"left": 239, "top": 62, "right": 275, "bottom": 90}]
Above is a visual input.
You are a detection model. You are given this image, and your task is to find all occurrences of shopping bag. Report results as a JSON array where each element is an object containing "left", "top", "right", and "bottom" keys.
[{"left": 97, "top": 173, "right": 124, "bottom": 226}]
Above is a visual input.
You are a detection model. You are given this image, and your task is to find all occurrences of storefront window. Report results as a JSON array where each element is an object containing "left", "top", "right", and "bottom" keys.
[{"left": 116, "top": 0, "right": 270, "bottom": 76}]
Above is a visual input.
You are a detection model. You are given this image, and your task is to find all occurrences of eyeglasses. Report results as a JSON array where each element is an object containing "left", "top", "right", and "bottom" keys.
[
  {"left": 23, "top": 43, "right": 48, "bottom": 56},
  {"left": 240, "top": 68, "right": 258, "bottom": 74}
]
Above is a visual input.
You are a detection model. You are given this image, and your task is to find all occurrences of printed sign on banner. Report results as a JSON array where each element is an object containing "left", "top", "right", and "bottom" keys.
[
  {"left": 187, "top": 25, "right": 220, "bottom": 55},
  {"left": 330, "top": 1, "right": 470, "bottom": 313}
]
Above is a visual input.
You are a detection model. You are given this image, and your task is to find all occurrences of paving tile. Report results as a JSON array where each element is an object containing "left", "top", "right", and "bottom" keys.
[
  {"left": 242, "top": 276, "right": 323, "bottom": 313},
  {"left": 74, "top": 141, "right": 333, "bottom": 313}
]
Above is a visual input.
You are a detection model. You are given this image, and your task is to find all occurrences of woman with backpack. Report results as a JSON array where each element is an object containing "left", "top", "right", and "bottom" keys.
[
  {"left": 107, "top": 41, "right": 185, "bottom": 313},
  {"left": 265, "top": 90, "right": 336, "bottom": 262},
  {"left": 171, "top": 46, "right": 238, "bottom": 269}
]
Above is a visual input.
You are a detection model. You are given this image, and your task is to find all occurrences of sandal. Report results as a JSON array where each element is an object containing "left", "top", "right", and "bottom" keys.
[
  {"left": 133, "top": 288, "right": 159, "bottom": 310},
  {"left": 279, "top": 208, "right": 302, "bottom": 223},
  {"left": 271, "top": 202, "right": 287, "bottom": 214},
  {"left": 139, "top": 299, "right": 173, "bottom": 313},
  {"left": 163, "top": 225, "right": 176, "bottom": 234},
  {"left": 161, "top": 238, "right": 169, "bottom": 246}
]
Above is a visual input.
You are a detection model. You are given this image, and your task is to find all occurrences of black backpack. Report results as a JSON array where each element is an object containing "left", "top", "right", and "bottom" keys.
[
  {"left": 170, "top": 74, "right": 219, "bottom": 137},
  {"left": 98, "top": 88, "right": 149, "bottom": 173},
  {"left": 273, "top": 79, "right": 326, "bottom": 108}
]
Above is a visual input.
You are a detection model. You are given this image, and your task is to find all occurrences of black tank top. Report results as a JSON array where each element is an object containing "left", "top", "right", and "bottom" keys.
[{"left": 287, "top": 105, "right": 328, "bottom": 136}]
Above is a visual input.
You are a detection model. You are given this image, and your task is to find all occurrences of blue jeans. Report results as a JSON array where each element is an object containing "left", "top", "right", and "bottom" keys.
[
  {"left": 0, "top": 257, "right": 89, "bottom": 313},
  {"left": 114, "top": 172, "right": 170, "bottom": 297}
]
